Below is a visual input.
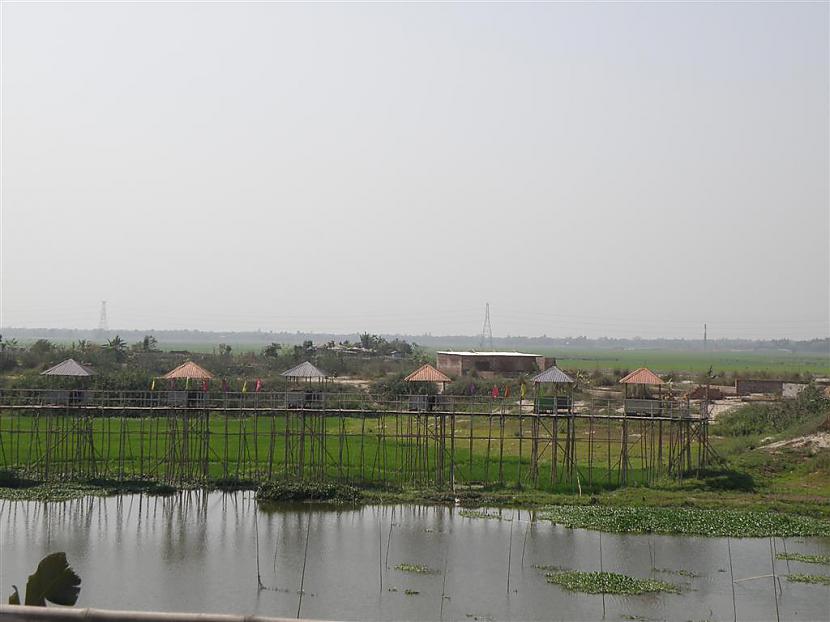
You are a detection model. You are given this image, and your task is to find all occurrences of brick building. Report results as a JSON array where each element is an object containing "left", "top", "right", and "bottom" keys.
[{"left": 436, "top": 351, "right": 550, "bottom": 378}]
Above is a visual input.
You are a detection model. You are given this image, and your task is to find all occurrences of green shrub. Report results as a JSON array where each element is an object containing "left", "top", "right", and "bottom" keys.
[{"left": 717, "top": 386, "right": 829, "bottom": 437}]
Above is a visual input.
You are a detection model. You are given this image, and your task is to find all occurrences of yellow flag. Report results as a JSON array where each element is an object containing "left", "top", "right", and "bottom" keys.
[
  {"left": 242, "top": 381, "right": 248, "bottom": 393},
  {"left": 520, "top": 382, "right": 527, "bottom": 399},
  {"left": 150, "top": 378, "right": 156, "bottom": 391}
]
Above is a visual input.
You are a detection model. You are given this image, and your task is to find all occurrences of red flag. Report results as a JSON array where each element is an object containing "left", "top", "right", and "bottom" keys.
[
  {"left": 491, "top": 385, "right": 499, "bottom": 398},
  {"left": 202, "top": 379, "right": 209, "bottom": 392}
]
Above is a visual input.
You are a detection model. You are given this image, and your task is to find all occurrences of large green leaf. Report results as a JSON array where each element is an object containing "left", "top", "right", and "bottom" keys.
[
  {"left": 8, "top": 586, "right": 20, "bottom": 605},
  {"left": 23, "top": 553, "right": 81, "bottom": 606}
]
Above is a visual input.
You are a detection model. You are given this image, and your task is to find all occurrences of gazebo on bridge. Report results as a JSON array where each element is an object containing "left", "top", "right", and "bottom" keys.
[
  {"left": 531, "top": 364, "right": 575, "bottom": 414},
  {"left": 282, "top": 361, "right": 328, "bottom": 407},
  {"left": 41, "top": 358, "right": 96, "bottom": 404},
  {"left": 619, "top": 367, "right": 665, "bottom": 416},
  {"left": 161, "top": 361, "right": 215, "bottom": 406},
  {"left": 404, "top": 363, "right": 451, "bottom": 411}
]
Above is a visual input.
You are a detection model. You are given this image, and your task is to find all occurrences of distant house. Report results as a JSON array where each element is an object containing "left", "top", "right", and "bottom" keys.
[
  {"left": 436, "top": 351, "right": 551, "bottom": 378},
  {"left": 735, "top": 379, "right": 784, "bottom": 396},
  {"left": 687, "top": 385, "right": 726, "bottom": 401}
]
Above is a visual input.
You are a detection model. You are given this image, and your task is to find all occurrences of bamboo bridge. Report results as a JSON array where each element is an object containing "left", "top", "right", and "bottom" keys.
[{"left": 0, "top": 389, "right": 715, "bottom": 491}]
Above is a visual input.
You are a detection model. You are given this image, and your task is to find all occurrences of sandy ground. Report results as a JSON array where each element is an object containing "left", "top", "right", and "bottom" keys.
[
  {"left": 707, "top": 400, "right": 742, "bottom": 421},
  {"left": 761, "top": 432, "right": 830, "bottom": 454},
  {"left": 333, "top": 377, "right": 372, "bottom": 391}
]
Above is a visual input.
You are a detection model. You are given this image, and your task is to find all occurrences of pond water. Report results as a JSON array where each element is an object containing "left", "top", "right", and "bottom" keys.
[{"left": 1, "top": 492, "right": 828, "bottom": 621}]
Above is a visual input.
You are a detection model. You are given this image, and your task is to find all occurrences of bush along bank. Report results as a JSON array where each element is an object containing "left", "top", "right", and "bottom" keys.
[{"left": 255, "top": 480, "right": 364, "bottom": 504}]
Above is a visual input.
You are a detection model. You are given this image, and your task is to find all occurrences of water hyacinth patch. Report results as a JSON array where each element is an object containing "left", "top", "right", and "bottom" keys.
[
  {"left": 532, "top": 564, "right": 568, "bottom": 573},
  {"left": 786, "top": 574, "right": 830, "bottom": 586},
  {"left": 544, "top": 570, "right": 680, "bottom": 595},
  {"left": 539, "top": 505, "right": 830, "bottom": 537},
  {"left": 395, "top": 563, "right": 438, "bottom": 574},
  {"left": 776, "top": 553, "right": 830, "bottom": 565}
]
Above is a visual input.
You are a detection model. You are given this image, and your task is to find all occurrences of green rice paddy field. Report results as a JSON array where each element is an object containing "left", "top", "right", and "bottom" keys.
[
  {"left": 437, "top": 347, "right": 829, "bottom": 376},
  {"left": 0, "top": 412, "right": 681, "bottom": 492},
  {"left": 173, "top": 344, "right": 827, "bottom": 375}
]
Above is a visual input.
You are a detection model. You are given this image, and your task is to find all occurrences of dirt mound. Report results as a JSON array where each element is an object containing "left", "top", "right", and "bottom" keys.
[{"left": 760, "top": 432, "right": 830, "bottom": 454}]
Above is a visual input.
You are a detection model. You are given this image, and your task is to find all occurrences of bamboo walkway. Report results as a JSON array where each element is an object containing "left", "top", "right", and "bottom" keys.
[{"left": 0, "top": 390, "right": 715, "bottom": 490}]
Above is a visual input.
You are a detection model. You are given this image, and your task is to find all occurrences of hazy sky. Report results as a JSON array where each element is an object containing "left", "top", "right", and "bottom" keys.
[{"left": 1, "top": 1, "right": 828, "bottom": 340}]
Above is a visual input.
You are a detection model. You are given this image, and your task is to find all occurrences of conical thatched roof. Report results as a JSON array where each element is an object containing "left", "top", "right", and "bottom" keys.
[
  {"left": 531, "top": 365, "right": 574, "bottom": 384},
  {"left": 162, "top": 361, "right": 214, "bottom": 380},
  {"left": 404, "top": 364, "right": 451, "bottom": 383},
  {"left": 41, "top": 358, "right": 95, "bottom": 377},
  {"left": 619, "top": 367, "right": 664, "bottom": 385},
  {"left": 281, "top": 361, "right": 327, "bottom": 379}
]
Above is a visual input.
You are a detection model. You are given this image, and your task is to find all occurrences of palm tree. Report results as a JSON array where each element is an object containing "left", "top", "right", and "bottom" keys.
[{"left": 105, "top": 335, "right": 127, "bottom": 360}]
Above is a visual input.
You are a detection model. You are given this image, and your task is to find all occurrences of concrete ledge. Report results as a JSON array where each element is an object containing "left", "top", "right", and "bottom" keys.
[{"left": 0, "top": 605, "right": 325, "bottom": 622}]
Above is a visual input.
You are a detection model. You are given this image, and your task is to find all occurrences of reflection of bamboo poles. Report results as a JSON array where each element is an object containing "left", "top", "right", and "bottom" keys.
[
  {"left": 385, "top": 506, "right": 395, "bottom": 569},
  {"left": 727, "top": 537, "right": 737, "bottom": 622},
  {"left": 439, "top": 552, "right": 449, "bottom": 622},
  {"left": 378, "top": 515, "right": 383, "bottom": 592},
  {"left": 769, "top": 537, "right": 780, "bottom": 622},
  {"left": 254, "top": 505, "right": 264, "bottom": 590},
  {"left": 599, "top": 529, "right": 605, "bottom": 618},
  {"left": 297, "top": 515, "right": 311, "bottom": 617},
  {"left": 506, "top": 509, "right": 514, "bottom": 594}
]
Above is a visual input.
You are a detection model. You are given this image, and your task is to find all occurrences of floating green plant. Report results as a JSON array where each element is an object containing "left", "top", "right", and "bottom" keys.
[
  {"left": 539, "top": 505, "right": 830, "bottom": 537},
  {"left": 543, "top": 570, "right": 679, "bottom": 595},
  {"left": 532, "top": 564, "right": 568, "bottom": 573},
  {"left": 395, "top": 563, "right": 438, "bottom": 574},
  {"left": 776, "top": 553, "right": 830, "bottom": 565},
  {"left": 786, "top": 574, "right": 830, "bottom": 586},
  {"left": 404, "top": 589, "right": 420, "bottom": 595}
]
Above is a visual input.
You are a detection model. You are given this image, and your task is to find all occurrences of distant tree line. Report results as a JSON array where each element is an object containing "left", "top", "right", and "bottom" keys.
[{"left": 1, "top": 328, "right": 826, "bottom": 354}]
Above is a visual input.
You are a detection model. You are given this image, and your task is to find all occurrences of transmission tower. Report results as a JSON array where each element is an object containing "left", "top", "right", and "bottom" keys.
[
  {"left": 97, "top": 301, "right": 109, "bottom": 337},
  {"left": 480, "top": 302, "right": 494, "bottom": 351}
]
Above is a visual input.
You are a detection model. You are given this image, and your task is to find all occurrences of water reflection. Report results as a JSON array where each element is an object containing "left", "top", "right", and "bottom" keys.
[{"left": 1, "top": 492, "right": 827, "bottom": 621}]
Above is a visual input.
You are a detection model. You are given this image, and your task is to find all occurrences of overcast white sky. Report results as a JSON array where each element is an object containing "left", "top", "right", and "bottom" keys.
[{"left": 1, "top": 1, "right": 828, "bottom": 340}]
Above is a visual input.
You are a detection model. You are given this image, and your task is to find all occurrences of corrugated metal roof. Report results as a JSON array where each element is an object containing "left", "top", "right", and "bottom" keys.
[
  {"left": 162, "top": 361, "right": 214, "bottom": 380},
  {"left": 404, "top": 364, "right": 452, "bottom": 383},
  {"left": 437, "top": 351, "right": 542, "bottom": 358},
  {"left": 619, "top": 367, "right": 664, "bottom": 385},
  {"left": 531, "top": 365, "right": 574, "bottom": 384},
  {"left": 40, "top": 358, "right": 95, "bottom": 377},
  {"left": 281, "top": 361, "right": 328, "bottom": 379}
]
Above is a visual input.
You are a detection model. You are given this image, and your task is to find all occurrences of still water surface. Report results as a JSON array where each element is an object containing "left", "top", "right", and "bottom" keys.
[{"left": 1, "top": 492, "right": 828, "bottom": 621}]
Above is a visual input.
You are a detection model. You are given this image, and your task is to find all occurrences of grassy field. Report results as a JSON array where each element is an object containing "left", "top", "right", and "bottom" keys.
[{"left": 561, "top": 349, "right": 827, "bottom": 375}]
